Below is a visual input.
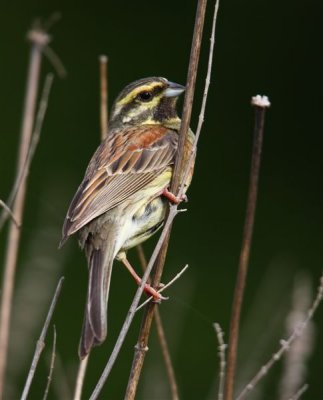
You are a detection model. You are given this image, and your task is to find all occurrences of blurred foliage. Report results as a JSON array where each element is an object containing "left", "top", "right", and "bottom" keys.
[{"left": 0, "top": 0, "right": 322, "bottom": 399}]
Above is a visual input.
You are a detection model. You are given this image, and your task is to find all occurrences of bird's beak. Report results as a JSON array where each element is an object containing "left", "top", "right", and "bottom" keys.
[{"left": 164, "top": 81, "right": 186, "bottom": 98}]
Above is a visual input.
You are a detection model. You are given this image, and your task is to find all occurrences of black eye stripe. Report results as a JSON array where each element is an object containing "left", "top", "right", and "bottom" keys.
[{"left": 136, "top": 85, "right": 164, "bottom": 102}]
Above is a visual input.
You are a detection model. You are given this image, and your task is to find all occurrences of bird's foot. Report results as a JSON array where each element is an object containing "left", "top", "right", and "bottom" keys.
[
  {"left": 142, "top": 282, "right": 167, "bottom": 302},
  {"left": 162, "top": 188, "right": 188, "bottom": 204}
]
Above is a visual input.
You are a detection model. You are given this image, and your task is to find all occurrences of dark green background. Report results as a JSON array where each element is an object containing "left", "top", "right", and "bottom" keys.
[{"left": 0, "top": 0, "right": 322, "bottom": 399}]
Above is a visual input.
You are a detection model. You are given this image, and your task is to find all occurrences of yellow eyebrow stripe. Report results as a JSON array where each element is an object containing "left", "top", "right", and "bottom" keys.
[{"left": 116, "top": 83, "right": 163, "bottom": 105}]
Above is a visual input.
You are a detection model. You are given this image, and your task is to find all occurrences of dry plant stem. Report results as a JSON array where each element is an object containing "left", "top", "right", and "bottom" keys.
[
  {"left": 99, "top": 55, "right": 108, "bottom": 139},
  {"left": 136, "top": 264, "right": 189, "bottom": 312},
  {"left": 236, "top": 273, "right": 323, "bottom": 400},
  {"left": 214, "top": 323, "right": 226, "bottom": 400},
  {"left": 0, "top": 200, "right": 20, "bottom": 228},
  {"left": 42, "top": 326, "right": 57, "bottom": 400},
  {"left": 21, "top": 277, "right": 64, "bottom": 400},
  {"left": 171, "top": 0, "right": 208, "bottom": 192},
  {"left": 0, "top": 30, "right": 50, "bottom": 397},
  {"left": 136, "top": 245, "right": 179, "bottom": 400},
  {"left": 124, "top": 1, "right": 220, "bottom": 397},
  {"left": 179, "top": 0, "right": 219, "bottom": 198},
  {"left": 0, "top": 73, "right": 54, "bottom": 231},
  {"left": 154, "top": 310, "right": 179, "bottom": 400},
  {"left": 72, "top": 53, "right": 109, "bottom": 400},
  {"left": 288, "top": 384, "right": 309, "bottom": 400},
  {"left": 73, "top": 357, "right": 89, "bottom": 400},
  {"left": 224, "top": 97, "right": 270, "bottom": 400}
]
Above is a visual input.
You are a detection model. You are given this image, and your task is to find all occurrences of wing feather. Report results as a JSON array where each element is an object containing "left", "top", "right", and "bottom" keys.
[{"left": 61, "top": 125, "right": 178, "bottom": 243}]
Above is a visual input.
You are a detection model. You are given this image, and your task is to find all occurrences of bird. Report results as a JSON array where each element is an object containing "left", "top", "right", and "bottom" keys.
[{"left": 60, "top": 76, "right": 195, "bottom": 359}]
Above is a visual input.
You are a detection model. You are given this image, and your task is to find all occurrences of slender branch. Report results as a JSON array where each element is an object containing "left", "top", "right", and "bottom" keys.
[
  {"left": 236, "top": 272, "right": 323, "bottom": 400},
  {"left": 21, "top": 277, "right": 64, "bottom": 400},
  {"left": 72, "top": 52, "right": 109, "bottom": 400},
  {"left": 124, "top": 0, "right": 219, "bottom": 397},
  {"left": 223, "top": 95, "right": 270, "bottom": 400},
  {"left": 73, "top": 357, "right": 90, "bottom": 400},
  {"left": 154, "top": 310, "right": 179, "bottom": 400},
  {"left": 0, "top": 29, "right": 51, "bottom": 396},
  {"left": 0, "top": 73, "right": 54, "bottom": 230},
  {"left": 99, "top": 55, "right": 109, "bottom": 140},
  {"left": 42, "top": 326, "right": 57, "bottom": 400},
  {"left": 136, "top": 264, "right": 189, "bottom": 312},
  {"left": 0, "top": 200, "right": 20, "bottom": 228},
  {"left": 214, "top": 323, "right": 226, "bottom": 400},
  {"left": 178, "top": 0, "right": 220, "bottom": 199},
  {"left": 136, "top": 245, "right": 179, "bottom": 400},
  {"left": 288, "top": 384, "right": 309, "bottom": 400},
  {"left": 42, "top": 46, "right": 67, "bottom": 78}
]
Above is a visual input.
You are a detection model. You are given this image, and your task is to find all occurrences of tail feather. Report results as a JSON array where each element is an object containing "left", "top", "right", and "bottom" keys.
[{"left": 78, "top": 246, "right": 114, "bottom": 359}]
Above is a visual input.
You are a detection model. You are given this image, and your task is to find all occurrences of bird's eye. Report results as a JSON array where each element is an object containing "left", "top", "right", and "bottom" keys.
[{"left": 138, "top": 91, "right": 152, "bottom": 102}]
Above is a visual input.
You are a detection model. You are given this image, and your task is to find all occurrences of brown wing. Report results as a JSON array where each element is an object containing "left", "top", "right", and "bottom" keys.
[{"left": 61, "top": 125, "right": 178, "bottom": 244}]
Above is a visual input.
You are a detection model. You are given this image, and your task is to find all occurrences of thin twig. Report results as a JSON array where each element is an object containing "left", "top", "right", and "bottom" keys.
[
  {"left": 0, "top": 29, "right": 51, "bottom": 396},
  {"left": 178, "top": 0, "right": 220, "bottom": 199},
  {"left": 236, "top": 272, "right": 323, "bottom": 400},
  {"left": 99, "top": 55, "right": 108, "bottom": 140},
  {"left": 42, "top": 326, "right": 57, "bottom": 400},
  {"left": 278, "top": 273, "right": 314, "bottom": 399},
  {"left": 154, "top": 310, "right": 179, "bottom": 400},
  {"left": 136, "top": 245, "right": 179, "bottom": 400},
  {"left": 72, "top": 52, "right": 109, "bottom": 400},
  {"left": 288, "top": 384, "right": 309, "bottom": 400},
  {"left": 214, "top": 323, "right": 226, "bottom": 400},
  {"left": 0, "top": 200, "right": 20, "bottom": 228},
  {"left": 21, "top": 277, "right": 64, "bottom": 400},
  {"left": 124, "top": 1, "right": 218, "bottom": 397},
  {"left": 223, "top": 95, "right": 270, "bottom": 400},
  {"left": 0, "top": 73, "right": 54, "bottom": 230},
  {"left": 73, "top": 357, "right": 90, "bottom": 400},
  {"left": 42, "top": 46, "right": 67, "bottom": 78},
  {"left": 136, "top": 264, "right": 189, "bottom": 312}
]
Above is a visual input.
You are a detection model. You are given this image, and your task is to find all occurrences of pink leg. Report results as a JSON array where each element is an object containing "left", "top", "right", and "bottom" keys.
[
  {"left": 162, "top": 188, "right": 188, "bottom": 204},
  {"left": 121, "top": 257, "right": 165, "bottom": 301}
]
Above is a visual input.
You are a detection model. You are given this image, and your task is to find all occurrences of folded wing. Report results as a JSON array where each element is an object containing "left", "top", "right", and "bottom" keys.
[{"left": 61, "top": 125, "right": 178, "bottom": 244}]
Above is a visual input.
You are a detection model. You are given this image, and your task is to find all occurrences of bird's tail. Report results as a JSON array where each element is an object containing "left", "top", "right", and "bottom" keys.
[{"left": 79, "top": 242, "right": 115, "bottom": 359}]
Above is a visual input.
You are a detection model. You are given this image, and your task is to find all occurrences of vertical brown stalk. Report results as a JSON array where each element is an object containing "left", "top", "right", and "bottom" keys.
[
  {"left": 124, "top": 1, "right": 208, "bottom": 399},
  {"left": 136, "top": 245, "right": 179, "bottom": 400},
  {"left": 73, "top": 53, "right": 109, "bottom": 400},
  {"left": 224, "top": 96, "right": 270, "bottom": 400},
  {"left": 99, "top": 55, "right": 108, "bottom": 139},
  {"left": 0, "top": 28, "right": 50, "bottom": 397}
]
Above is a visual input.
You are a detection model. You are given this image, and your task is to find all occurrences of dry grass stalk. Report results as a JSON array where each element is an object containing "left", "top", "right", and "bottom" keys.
[
  {"left": 0, "top": 200, "right": 20, "bottom": 229},
  {"left": 136, "top": 245, "right": 179, "bottom": 400},
  {"left": 236, "top": 272, "right": 323, "bottom": 400},
  {"left": 72, "top": 53, "right": 110, "bottom": 400},
  {"left": 21, "top": 277, "right": 64, "bottom": 400},
  {"left": 0, "top": 30, "right": 51, "bottom": 395},
  {"left": 73, "top": 357, "right": 89, "bottom": 400},
  {"left": 223, "top": 95, "right": 270, "bottom": 400},
  {"left": 42, "top": 326, "right": 57, "bottom": 400},
  {"left": 99, "top": 55, "right": 109, "bottom": 140},
  {"left": 214, "top": 323, "right": 226, "bottom": 400}
]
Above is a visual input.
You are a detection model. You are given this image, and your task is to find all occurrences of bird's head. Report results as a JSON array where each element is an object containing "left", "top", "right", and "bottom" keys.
[{"left": 109, "top": 77, "right": 185, "bottom": 130}]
